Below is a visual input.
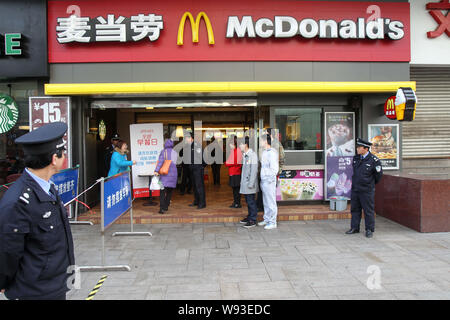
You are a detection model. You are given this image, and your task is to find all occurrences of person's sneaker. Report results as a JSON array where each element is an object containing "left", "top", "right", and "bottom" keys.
[
  {"left": 239, "top": 218, "right": 249, "bottom": 224},
  {"left": 243, "top": 221, "right": 256, "bottom": 229},
  {"left": 264, "top": 223, "right": 277, "bottom": 230},
  {"left": 258, "top": 221, "right": 268, "bottom": 226}
]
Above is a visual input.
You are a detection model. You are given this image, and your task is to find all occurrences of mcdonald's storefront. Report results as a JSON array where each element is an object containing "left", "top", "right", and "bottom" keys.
[{"left": 45, "top": 0, "right": 415, "bottom": 222}]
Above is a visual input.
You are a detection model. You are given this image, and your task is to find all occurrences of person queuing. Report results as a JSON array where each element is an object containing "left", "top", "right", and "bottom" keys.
[
  {"left": 206, "top": 136, "right": 223, "bottom": 186},
  {"left": 179, "top": 136, "right": 193, "bottom": 195},
  {"left": 104, "top": 133, "right": 121, "bottom": 177},
  {"left": 238, "top": 136, "right": 259, "bottom": 228},
  {"left": 108, "top": 140, "right": 136, "bottom": 177},
  {"left": 258, "top": 134, "right": 279, "bottom": 230},
  {"left": 346, "top": 138, "right": 383, "bottom": 238},
  {"left": 184, "top": 132, "right": 206, "bottom": 209},
  {"left": 225, "top": 135, "right": 243, "bottom": 209},
  {"left": 154, "top": 138, "right": 178, "bottom": 214},
  {"left": 0, "top": 122, "right": 75, "bottom": 300}
]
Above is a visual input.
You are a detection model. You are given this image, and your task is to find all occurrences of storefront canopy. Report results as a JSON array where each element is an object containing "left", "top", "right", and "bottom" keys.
[{"left": 45, "top": 81, "right": 416, "bottom": 96}]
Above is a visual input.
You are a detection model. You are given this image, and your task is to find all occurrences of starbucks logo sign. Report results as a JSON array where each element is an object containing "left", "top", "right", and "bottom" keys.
[{"left": 0, "top": 94, "right": 19, "bottom": 134}]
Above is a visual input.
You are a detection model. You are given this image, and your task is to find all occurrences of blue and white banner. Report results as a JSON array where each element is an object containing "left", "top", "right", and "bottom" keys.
[
  {"left": 50, "top": 167, "right": 79, "bottom": 205},
  {"left": 103, "top": 171, "right": 132, "bottom": 230}
]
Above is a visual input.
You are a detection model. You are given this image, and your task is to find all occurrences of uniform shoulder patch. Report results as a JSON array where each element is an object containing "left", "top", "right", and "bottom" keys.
[{"left": 19, "top": 187, "right": 32, "bottom": 205}]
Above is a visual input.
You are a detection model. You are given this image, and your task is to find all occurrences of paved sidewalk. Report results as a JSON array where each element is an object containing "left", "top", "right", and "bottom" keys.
[{"left": 66, "top": 217, "right": 450, "bottom": 300}]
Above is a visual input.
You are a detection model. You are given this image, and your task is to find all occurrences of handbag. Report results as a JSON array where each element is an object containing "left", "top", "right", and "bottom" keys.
[{"left": 159, "top": 150, "right": 172, "bottom": 175}]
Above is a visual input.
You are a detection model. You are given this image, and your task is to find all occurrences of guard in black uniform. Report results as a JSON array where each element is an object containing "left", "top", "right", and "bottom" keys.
[
  {"left": 346, "top": 138, "right": 383, "bottom": 238},
  {"left": 104, "top": 133, "right": 120, "bottom": 177},
  {"left": 184, "top": 132, "right": 206, "bottom": 209},
  {"left": 0, "top": 122, "right": 75, "bottom": 300}
]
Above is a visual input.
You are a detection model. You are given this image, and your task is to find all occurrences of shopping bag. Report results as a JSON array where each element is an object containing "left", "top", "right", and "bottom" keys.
[
  {"left": 150, "top": 175, "right": 164, "bottom": 190},
  {"left": 159, "top": 150, "right": 171, "bottom": 175}
]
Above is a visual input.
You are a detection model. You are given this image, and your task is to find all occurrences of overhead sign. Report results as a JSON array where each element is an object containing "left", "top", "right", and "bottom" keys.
[
  {"left": 48, "top": 0, "right": 411, "bottom": 63},
  {"left": 0, "top": 0, "right": 48, "bottom": 77},
  {"left": 384, "top": 96, "right": 397, "bottom": 120},
  {"left": 0, "top": 94, "right": 19, "bottom": 134}
]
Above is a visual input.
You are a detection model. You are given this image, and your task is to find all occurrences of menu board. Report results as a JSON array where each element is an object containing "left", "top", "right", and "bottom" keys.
[{"left": 277, "top": 170, "right": 324, "bottom": 201}]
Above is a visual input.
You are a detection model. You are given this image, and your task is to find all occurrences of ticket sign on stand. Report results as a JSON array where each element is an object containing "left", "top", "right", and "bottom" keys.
[{"left": 103, "top": 171, "right": 132, "bottom": 230}]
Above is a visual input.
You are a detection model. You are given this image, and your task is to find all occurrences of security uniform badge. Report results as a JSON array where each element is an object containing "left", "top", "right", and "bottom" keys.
[{"left": 376, "top": 166, "right": 382, "bottom": 172}]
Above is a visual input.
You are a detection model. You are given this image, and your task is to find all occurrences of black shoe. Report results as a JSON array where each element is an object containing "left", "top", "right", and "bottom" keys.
[
  {"left": 158, "top": 209, "right": 164, "bottom": 214},
  {"left": 243, "top": 221, "right": 256, "bottom": 229},
  {"left": 189, "top": 203, "right": 198, "bottom": 207},
  {"left": 234, "top": 204, "right": 242, "bottom": 209},
  {"left": 229, "top": 203, "right": 237, "bottom": 208},
  {"left": 365, "top": 230, "right": 373, "bottom": 238},
  {"left": 345, "top": 228, "right": 360, "bottom": 234},
  {"left": 239, "top": 218, "right": 249, "bottom": 224},
  {"left": 197, "top": 205, "right": 206, "bottom": 210}
]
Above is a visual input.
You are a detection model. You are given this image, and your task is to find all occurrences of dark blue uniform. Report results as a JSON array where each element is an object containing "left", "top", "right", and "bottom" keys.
[
  {"left": 350, "top": 152, "right": 383, "bottom": 232},
  {"left": 190, "top": 141, "right": 206, "bottom": 208},
  {"left": 0, "top": 171, "right": 75, "bottom": 300}
]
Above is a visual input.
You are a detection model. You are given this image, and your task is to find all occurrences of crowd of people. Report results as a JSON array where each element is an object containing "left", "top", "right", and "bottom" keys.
[{"left": 104, "top": 128, "right": 286, "bottom": 229}]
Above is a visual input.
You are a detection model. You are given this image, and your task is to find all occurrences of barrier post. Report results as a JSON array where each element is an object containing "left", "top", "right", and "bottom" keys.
[
  {"left": 70, "top": 165, "right": 93, "bottom": 226},
  {"left": 78, "top": 176, "right": 131, "bottom": 272},
  {"left": 112, "top": 172, "right": 152, "bottom": 237}
]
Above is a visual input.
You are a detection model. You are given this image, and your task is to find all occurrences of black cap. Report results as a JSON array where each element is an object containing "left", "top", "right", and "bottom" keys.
[
  {"left": 356, "top": 138, "right": 372, "bottom": 148},
  {"left": 15, "top": 122, "right": 67, "bottom": 156},
  {"left": 111, "top": 133, "right": 120, "bottom": 140}
]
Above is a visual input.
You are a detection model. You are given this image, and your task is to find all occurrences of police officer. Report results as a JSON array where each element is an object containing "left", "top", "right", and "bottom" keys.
[
  {"left": 184, "top": 132, "right": 206, "bottom": 209},
  {"left": 0, "top": 122, "right": 75, "bottom": 300},
  {"left": 104, "top": 133, "right": 120, "bottom": 177},
  {"left": 346, "top": 138, "right": 383, "bottom": 238}
]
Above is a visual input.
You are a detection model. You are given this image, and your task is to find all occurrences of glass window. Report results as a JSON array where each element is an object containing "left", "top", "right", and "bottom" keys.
[{"left": 275, "top": 108, "right": 322, "bottom": 151}]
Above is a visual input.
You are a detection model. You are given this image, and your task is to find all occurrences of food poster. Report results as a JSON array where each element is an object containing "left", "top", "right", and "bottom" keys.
[
  {"left": 325, "top": 112, "right": 355, "bottom": 200},
  {"left": 368, "top": 124, "right": 399, "bottom": 170},
  {"left": 277, "top": 170, "right": 324, "bottom": 201}
]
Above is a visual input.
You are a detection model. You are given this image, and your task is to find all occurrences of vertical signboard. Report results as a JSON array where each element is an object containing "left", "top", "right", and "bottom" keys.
[
  {"left": 29, "top": 97, "right": 71, "bottom": 169},
  {"left": 368, "top": 124, "right": 400, "bottom": 170},
  {"left": 103, "top": 171, "right": 132, "bottom": 230},
  {"left": 129, "top": 123, "right": 164, "bottom": 198},
  {"left": 324, "top": 112, "right": 355, "bottom": 200},
  {"left": 50, "top": 166, "right": 79, "bottom": 219}
]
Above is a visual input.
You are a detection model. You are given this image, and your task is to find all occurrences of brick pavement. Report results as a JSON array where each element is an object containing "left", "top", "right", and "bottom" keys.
[{"left": 62, "top": 216, "right": 450, "bottom": 300}]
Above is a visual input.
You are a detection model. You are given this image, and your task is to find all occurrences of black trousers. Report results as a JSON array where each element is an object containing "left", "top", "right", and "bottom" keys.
[
  {"left": 180, "top": 164, "right": 192, "bottom": 193},
  {"left": 244, "top": 194, "right": 258, "bottom": 222},
  {"left": 192, "top": 166, "right": 206, "bottom": 207},
  {"left": 211, "top": 163, "right": 221, "bottom": 185},
  {"left": 160, "top": 187, "right": 174, "bottom": 210},
  {"left": 232, "top": 186, "right": 241, "bottom": 206},
  {"left": 350, "top": 190, "right": 375, "bottom": 232}
]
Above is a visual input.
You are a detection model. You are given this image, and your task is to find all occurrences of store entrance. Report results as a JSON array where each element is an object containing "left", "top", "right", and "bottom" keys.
[{"left": 90, "top": 102, "right": 261, "bottom": 221}]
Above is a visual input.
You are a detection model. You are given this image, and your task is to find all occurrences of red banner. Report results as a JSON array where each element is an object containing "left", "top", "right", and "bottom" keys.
[{"left": 48, "top": 0, "right": 410, "bottom": 63}]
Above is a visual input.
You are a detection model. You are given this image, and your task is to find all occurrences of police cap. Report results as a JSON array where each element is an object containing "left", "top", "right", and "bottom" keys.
[
  {"left": 111, "top": 133, "right": 120, "bottom": 140},
  {"left": 15, "top": 122, "right": 67, "bottom": 156},
  {"left": 356, "top": 138, "right": 372, "bottom": 148}
]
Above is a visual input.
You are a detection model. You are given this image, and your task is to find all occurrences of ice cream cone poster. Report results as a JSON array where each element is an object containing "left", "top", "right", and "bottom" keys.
[
  {"left": 325, "top": 112, "right": 355, "bottom": 200},
  {"left": 368, "top": 124, "right": 399, "bottom": 170},
  {"left": 276, "top": 170, "right": 324, "bottom": 201}
]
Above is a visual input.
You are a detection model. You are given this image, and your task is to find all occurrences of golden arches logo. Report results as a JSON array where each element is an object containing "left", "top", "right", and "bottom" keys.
[{"left": 177, "top": 11, "right": 215, "bottom": 46}]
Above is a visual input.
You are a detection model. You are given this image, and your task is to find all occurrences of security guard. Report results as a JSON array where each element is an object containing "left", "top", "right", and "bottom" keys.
[
  {"left": 346, "top": 138, "right": 383, "bottom": 238},
  {"left": 184, "top": 132, "right": 206, "bottom": 209},
  {"left": 104, "top": 133, "right": 120, "bottom": 176},
  {"left": 0, "top": 122, "right": 75, "bottom": 300}
]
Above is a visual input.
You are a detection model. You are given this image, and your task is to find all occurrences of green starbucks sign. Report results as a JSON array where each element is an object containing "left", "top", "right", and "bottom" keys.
[{"left": 0, "top": 94, "right": 19, "bottom": 134}]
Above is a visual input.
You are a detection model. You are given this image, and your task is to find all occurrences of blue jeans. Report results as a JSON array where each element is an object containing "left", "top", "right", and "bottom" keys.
[{"left": 244, "top": 193, "right": 258, "bottom": 222}]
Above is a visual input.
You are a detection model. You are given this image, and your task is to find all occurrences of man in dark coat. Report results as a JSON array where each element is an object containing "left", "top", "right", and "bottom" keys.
[
  {"left": 0, "top": 122, "right": 75, "bottom": 300},
  {"left": 346, "top": 138, "right": 383, "bottom": 238},
  {"left": 104, "top": 133, "right": 120, "bottom": 177},
  {"left": 184, "top": 132, "right": 206, "bottom": 209}
]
